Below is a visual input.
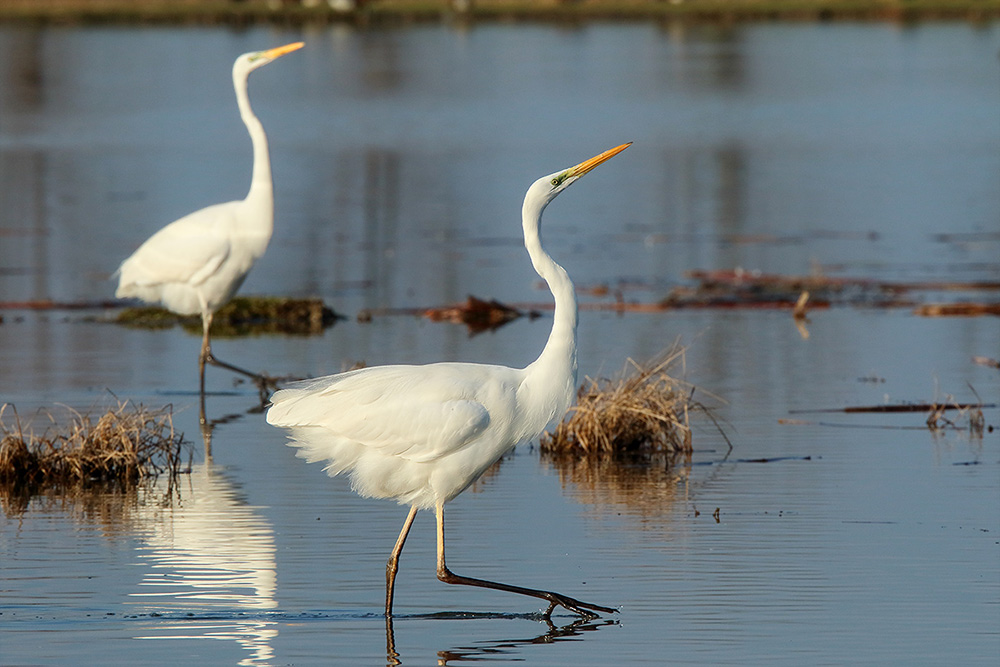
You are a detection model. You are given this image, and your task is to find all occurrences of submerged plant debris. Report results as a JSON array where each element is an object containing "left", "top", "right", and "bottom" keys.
[
  {"left": 116, "top": 296, "right": 341, "bottom": 336},
  {"left": 913, "top": 303, "right": 1000, "bottom": 317},
  {"left": 423, "top": 295, "right": 527, "bottom": 334},
  {"left": 358, "top": 295, "right": 538, "bottom": 335},
  {"left": 784, "top": 392, "right": 994, "bottom": 436},
  {"left": 664, "top": 270, "right": 1000, "bottom": 311},
  {"left": 542, "top": 347, "right": 722, "bottom": 459},
  {"left": 0, "top": 401, "right": 190, "bottom": 491}
]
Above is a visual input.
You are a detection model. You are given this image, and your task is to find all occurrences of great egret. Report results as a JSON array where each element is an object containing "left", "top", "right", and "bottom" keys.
[
  {"left": 115, "top": 42, "right": 304, "bottom": 394},
  {"left": 267, "top": 143, "right": 630, "bottom": 618}
]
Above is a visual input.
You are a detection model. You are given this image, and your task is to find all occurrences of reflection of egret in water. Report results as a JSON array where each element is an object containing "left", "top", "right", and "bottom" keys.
[
  {"left": 384, "top": 613, "right": 617, "bottom": 666},
  {"left": 129, "top": 459, "right": 278, "bottom": 667}
]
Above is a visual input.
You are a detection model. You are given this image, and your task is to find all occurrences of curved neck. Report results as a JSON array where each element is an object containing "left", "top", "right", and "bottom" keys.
[
  {"left": 522, "top": 197, "right": 578, "bottom": 392},
  {"left": 234, "top": 69, "right": 273, "bottom": 205}
]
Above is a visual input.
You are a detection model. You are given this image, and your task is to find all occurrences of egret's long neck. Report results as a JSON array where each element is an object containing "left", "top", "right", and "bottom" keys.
[
  {"left": 521, "top": 197, "right": 578, "bottom": 417},
  {"left": 234, "top": 69, "right": 273, "bottom": 213}
]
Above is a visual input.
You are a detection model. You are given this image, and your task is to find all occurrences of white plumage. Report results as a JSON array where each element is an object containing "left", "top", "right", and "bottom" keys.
[
  {"left": 116, "top": 42, "right": 303, "bottom": 392},
  {"left": 267, "top": 143, "right": 630, "bottom": 619},
  {"left": 268, "top": 361, "right": 563, "bottom": 509}
]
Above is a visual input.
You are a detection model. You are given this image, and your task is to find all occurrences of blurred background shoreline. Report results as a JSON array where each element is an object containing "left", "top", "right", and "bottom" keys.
[{"left": 1, "top": 0, "right": 998, "bottom": 25}]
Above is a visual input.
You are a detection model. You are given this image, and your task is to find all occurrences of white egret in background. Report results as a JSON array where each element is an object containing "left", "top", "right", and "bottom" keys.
[
  {"left": 267, "top": 143, "right": 631, "bottom": 619},
  {"left": 115, "top": 42, "right": 304, "bottom": 394}
]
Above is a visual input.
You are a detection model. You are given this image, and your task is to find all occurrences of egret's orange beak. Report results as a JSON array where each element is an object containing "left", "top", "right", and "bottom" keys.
[
  {"left": 265, "top": 42, "right": 305, "bottom": 59},
  {"left": 567, "top": 142, "right": 632, "bottom": 178}
]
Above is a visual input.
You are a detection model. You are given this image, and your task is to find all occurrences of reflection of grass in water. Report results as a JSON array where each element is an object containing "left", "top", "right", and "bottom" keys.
[
  {"left": 0, "top": 402, "right": 189, "bottom": 497},
  {"left": 541, "top": 346, "right": 710, "bottom": 457},
  {"left": 543, "top": 450, "right": 691, "bottom": 519},
  {"left": 116, "top": 296, "right": 339, "bottom": 337},
  {"left": 0, "top": 480, "right": 146, "bottom": 524}
]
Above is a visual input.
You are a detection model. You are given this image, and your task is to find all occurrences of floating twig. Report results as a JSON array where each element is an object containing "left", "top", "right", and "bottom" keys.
[
  {"left": 789, "top": 403, "right": 995, "bottom": 414},
  {"left": 973, "top": 356, "right": 1000, "bottom": 370}
]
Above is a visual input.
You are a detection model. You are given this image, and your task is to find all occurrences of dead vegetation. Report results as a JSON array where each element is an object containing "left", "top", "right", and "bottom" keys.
[
  {"left": 914, "top": 303, "right": 1000, "bottom": 317},
  {"left": 0, "top": 401, "right": 189, "bottom": 491},
  {"left": 541, "top": 346, "right": 723, "bottom": 460},
  {"left": 973, "top": 356, "right": 1000, "bottom": 370},
  {"left": 564, "top": 270, "right": 1000, "bottom": 314},
  {"left": 422, "top": 295, "right": 529, "bottom": 334},
  {"left": 351, "top": 270, "right": 999, "bottom": 333},
  {"left": 925, "top": 388, "right": 990, "bottom": 436},
  {"left": 116, "top": 296, "right": 340, "bottom": 336},
  {"left": 670, "top": 270, "right": 1000, "bottom": 310},
  {"left": 783, "top": 386, "right": 994, "bottom": 436},
  {"left": 357, "top": 294, "right": 539, "bottom": 335}
]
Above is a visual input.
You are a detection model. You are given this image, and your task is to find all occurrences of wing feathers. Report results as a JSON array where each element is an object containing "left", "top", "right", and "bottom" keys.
[{"left": 267, "top": 364, "right": 498, "bottom": 463}]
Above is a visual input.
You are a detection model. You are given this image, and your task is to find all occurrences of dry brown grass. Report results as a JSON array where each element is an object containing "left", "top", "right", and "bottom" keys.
[
  {"left": 541, "top": 346, "right": 721, "bottom": 458},
  {"left": 925, "top": 386, "right": 989, "bottom": 437},
  {"left": 0, "top": 401, "right": 189, "bottom": 490}
]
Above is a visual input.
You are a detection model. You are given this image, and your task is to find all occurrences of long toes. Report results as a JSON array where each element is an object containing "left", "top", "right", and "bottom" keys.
[
  {"left": 565, "top": 594, "right": 617, "bottom": 614},
  {"left": 549, "top": 593, "right": 615, "bottom": 618}
]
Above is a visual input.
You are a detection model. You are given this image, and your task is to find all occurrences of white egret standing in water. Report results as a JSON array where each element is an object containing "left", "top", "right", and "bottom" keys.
[
  {"left": 115, "top": 42, "right": 304, "bottom": 394},
  {"left": 266, "top": 143, "right": 631, "bottom": 618}
]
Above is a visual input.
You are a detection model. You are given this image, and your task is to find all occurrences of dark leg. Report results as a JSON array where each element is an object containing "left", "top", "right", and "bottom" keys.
[
  {"left": 198, "top": 310, "right": 278, "bottom": 397},
  {"left": 205, "top": 350, "right": 271, "bottom": 383},
  {"left": 434, "top": 501, "right": 616, "bottom": 619},
  {"left": 199, "top": 312, "right": 212, "bottom": 396},
  {"left": 386, "top": 505, "right": 418, "bottom": 617}
]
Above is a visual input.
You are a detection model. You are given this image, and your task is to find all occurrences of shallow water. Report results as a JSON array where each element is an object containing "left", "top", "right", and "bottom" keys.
[{"left": 1, "top": 21, "right": 999, "bottom": 666}]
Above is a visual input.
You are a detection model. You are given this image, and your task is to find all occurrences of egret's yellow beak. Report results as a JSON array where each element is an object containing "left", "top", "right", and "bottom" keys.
[
  {"left": 567, "top": 142, "right": 632, "bottom": 178},
  {"left": 265, "top": 42, "right": 305, "bottom": 59}
]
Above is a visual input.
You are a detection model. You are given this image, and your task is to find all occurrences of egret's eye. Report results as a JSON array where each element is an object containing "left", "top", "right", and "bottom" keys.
[
  {"left": 550, "top": 178, "right": 559, "bottom": 186},
  {"left": 550, "top": 174, "right": 567, "bottom": 187}
]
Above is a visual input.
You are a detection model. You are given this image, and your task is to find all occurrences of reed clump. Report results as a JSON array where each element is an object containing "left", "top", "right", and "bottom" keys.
[
  {"left": 0, "top": 402, "right": 188, "bottom": 489},
  {"left": 541, "top": 347, "right": 712, "bottom": 458}
]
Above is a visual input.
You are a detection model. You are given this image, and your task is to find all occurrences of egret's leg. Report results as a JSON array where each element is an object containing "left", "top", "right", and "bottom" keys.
[
  {"left": 198, "top": 307, "right": 277, "bottom": 397},
  {"left": 385, "top": 505, "right": 419, "bottom": 617},
  {"left": 434, "top": 501, "right": 616, "bottom": 619},
  {"left": 198, "top": 311, "right": 212, "bottom": 396}
]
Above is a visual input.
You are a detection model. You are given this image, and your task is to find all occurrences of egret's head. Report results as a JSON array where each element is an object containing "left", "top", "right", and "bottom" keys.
[
  {"left": 235, "top": 41, "right": 304, "bottom": 78},
  {"left": 525, "top": 143, "right": 631, "bottom": 214}
]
